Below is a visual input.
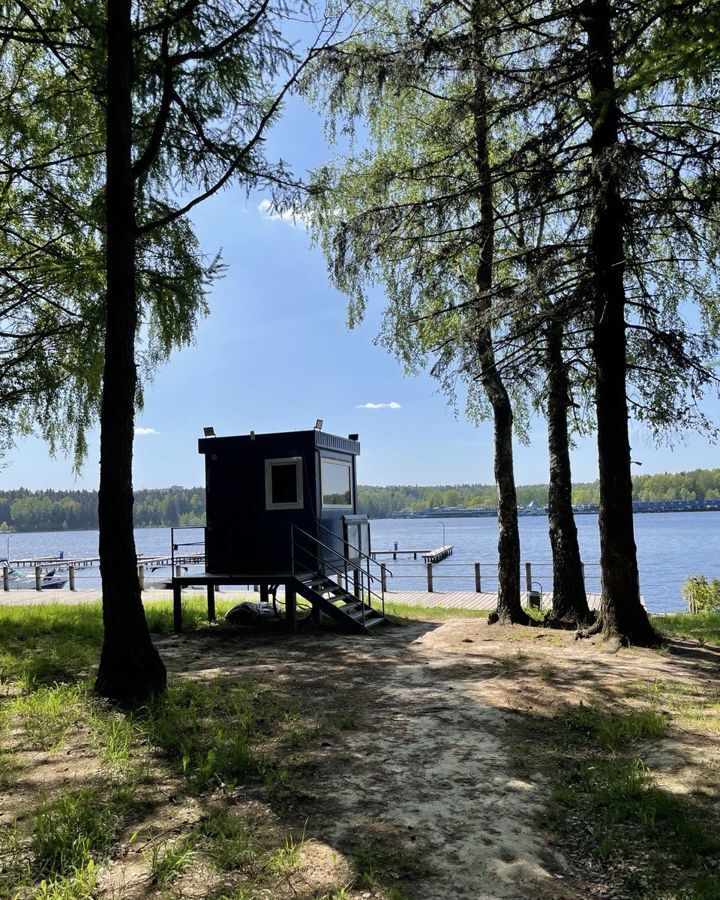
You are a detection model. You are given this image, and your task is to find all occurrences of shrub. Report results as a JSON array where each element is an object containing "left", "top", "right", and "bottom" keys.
[{"left": 682, "top": 575, "right": 720, "bottom": 613}]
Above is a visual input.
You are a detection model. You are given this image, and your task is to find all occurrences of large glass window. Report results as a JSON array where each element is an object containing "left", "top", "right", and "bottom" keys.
[
  {"left": 265, "top": 458, "right": 303, "bottom": 509},
  {"left": 321, "top": 458, "right": 352, "bottom": 508}
]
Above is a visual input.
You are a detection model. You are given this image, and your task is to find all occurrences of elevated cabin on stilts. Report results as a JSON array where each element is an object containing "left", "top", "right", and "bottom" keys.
[{"left": 171, "top": 428, "right": 388, "bottom": 634}]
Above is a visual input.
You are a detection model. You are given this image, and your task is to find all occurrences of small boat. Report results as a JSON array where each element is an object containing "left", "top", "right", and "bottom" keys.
[{"left": 0, "top": 562, "right": 68, "bottom": 590}]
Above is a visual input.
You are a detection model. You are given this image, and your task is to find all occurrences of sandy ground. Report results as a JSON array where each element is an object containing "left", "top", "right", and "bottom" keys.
[{"left": 3, "top": 618, "right": 719, "bottom": 899}]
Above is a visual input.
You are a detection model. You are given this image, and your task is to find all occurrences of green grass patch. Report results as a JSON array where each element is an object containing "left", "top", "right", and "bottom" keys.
[
  {"left": 383, "top": 601, "right": 489, "bottom": 620},
  {"left": 149, "top": 836, "right": 197, "bottom": 887},
  {"left": 142, "top": 677, "right": 294, "bottom": 791},
  {"left": 625, "top": 679, "right": 720, "bottom": 735},
  {"left": 0, "top": 598, "right": 237, "bottom": 689},
  {"left": 545, "top": 703, "right": 720, "bottom": 897},
  {"left": 10, "top": 684, "right": 83, "bottom": 751},
  {"left": 31, "top": 860, "right": 99, "bottom": 900},
  {"left": 31, "top": 788, "right": 121, "bottom": 877},
  {"left": 350, "top": 842, "right": 429, "bottom": 898},
  {"left": 650, "top": 611, "right": 720, "bottom": 645}
]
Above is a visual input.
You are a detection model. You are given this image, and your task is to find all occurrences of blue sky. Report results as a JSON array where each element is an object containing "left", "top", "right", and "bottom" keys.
[{"left": 3, "top": 97, "right": 719, "bottom": 491}]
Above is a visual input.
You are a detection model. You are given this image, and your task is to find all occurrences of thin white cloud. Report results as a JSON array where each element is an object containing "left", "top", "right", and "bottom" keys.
[
  {"left": 134, "top": 426, "right": 160, "bottom": 436},
  {"left": 356, "top": 401, "right": 402, "bottom": 410},
  {"left": 257, "top": 198, "right": 307, "bottom": 227}
]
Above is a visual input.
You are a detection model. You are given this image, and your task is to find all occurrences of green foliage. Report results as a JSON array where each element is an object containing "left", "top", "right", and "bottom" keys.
[
  {"left": 683, "top": 575, "right": 720, "bottom": 613},
  {"left": 0, "top": 598, "right": 238, "bottom": 688},
  {"left": 547, "top": 702, "right": 720, "bottom": 895},
  {"left": 149, "top": 837, "right": 197, "bottom": 886},
  {"left": 10, "top": 685, "right": 83, "bottom": 750},
  {"left": 142, "top": 678, "right": 292, "bottom": 790},
  {"left": 31, "top": 790, "right": 117, "bottom": 877},
  {"left": 0, "top": 466, "right": 718, "bottom": 527},
  {"left": 651, "top": 611, "right": 720, "bottom": 646},
  {"left": 560, "top": 703, "right": 667, "bottom": 752},
  {"left": 31, "top": 861, "right": 98, "bottom": 900}
]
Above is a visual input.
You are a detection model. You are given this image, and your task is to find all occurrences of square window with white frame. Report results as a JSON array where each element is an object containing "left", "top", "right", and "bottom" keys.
[{"left": 265, "top": 457, "right": 303, "bottom": 509}]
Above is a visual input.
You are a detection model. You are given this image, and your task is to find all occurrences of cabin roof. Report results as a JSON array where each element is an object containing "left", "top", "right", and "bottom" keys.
[{"left": 198, "top": 428, "right": 360, "bottom": 457}]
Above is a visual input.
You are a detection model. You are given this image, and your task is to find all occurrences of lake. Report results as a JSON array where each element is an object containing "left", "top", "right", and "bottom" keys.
[{"left": 2, "top": 511, "right": 718, "bottom": 613}]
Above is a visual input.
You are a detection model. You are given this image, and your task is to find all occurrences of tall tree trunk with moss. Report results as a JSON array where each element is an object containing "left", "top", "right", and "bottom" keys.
[
  {"left": 544, "top": 317, "right": 592, "bottom": 625},
  {"left": 583, "top": 0, "right": 656, "bottom": 645},
  {"left": 472, "top": 4, "right": 527, "bottom": 625},
  {"left": 95, "top": 0, "right": 166, "bottom": 704}
]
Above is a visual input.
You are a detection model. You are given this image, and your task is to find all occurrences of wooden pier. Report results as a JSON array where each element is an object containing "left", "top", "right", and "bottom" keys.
[
  {"left": 372, "top": 544, "right": 454, "bottom": 563},
  {"left": 4, "top": 552, "right": 205, "bottom": 570},
  {"left": 1, "top": 552, "right": 205, "bottom": 592}
]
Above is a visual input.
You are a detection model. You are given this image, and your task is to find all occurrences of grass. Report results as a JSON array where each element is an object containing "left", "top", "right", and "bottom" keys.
[
  {"left": 651, "top": 611, "right": 720, "bottom": 645},
  {"left": 31, "top": 789, "right": 120, "bottom": 877},
  {"left": 11, "top": 684, "right": 83, "bottom": 750},
  {"left": 384, "top": 601, "right": 489, "bottom": 620},
  {"left": 543, "top": 703, "right": 720, "bottom": 897},
  {"left": 142, "top": 676, "right": 294, "bottom": 790},
  {"left": 350, "top": 842, "right": 430, "bottom": 898},
  {"left": 0, "top": 597, "right": 237, "bottom": 689},
  {"left": 149, "top": 836, "right": 197, "bottom": 886}
]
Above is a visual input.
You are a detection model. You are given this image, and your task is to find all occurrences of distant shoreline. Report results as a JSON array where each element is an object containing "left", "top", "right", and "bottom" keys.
[{"left": 393, "top": 499, "right": 720, "bottom": 519}]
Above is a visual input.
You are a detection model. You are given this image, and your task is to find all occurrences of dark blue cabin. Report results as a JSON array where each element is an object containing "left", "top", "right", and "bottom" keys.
[
  {"left": 198, "top": 427, "right": 368, "bottom": 576},
  {"left": 172, "top": 427, "right": 386, "bottom": 635}
]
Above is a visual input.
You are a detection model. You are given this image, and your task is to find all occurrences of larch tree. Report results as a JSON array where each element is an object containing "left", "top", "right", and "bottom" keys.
[
  {"left": 307, "top": 0, "right": 532, "bottom": 622},
  {"left": 524, "top": 0, "right": 720, "bottom": 644},
  {"left": 306, "top": 0, "right": 591, "bottom": 625},
  {"left": 4, "top": 0, "right": 338, "bottom": 703}
]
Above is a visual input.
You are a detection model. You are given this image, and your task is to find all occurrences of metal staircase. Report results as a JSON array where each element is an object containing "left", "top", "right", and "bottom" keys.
[{"left": 291, "top": 523, "right": 389, "bottom": 634}]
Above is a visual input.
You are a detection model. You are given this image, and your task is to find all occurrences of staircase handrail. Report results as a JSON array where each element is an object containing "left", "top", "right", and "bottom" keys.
[{"left": 291, "top": 524, "right": 387, "bottom": 614}]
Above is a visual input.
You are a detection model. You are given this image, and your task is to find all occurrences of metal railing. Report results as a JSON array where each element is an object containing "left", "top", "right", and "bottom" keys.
[
  {"left": 291, "top": 523, "right": 390, "bottom": 619},
  {"left": 380, "top": 559, "right": 603, "bottom": 596},
  {"left": 170, "top": 525, "right": 207, "bottom": 578}
]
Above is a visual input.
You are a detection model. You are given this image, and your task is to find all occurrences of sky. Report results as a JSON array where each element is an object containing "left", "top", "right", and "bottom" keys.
[{"left": 2, "top": 96, "right": 720, "bottom": 492}]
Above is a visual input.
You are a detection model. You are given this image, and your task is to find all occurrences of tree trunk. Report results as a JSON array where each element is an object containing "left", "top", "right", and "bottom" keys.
[
  {"left": 95, "top": 0, "right": 167, "bottom": 704},
  {"left": 544, "top": 317, "right": 592, "bottom": 625},
  {"left": 583, "top": 0, "right": 656, "bottom": 645},
  {"left": 471, "top": 4, "right": 527, "bottom": 625}
]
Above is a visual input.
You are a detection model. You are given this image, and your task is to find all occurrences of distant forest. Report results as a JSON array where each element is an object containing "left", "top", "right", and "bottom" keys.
[{"left": 1, "top": 468, "right": 719, "bottom": 532}]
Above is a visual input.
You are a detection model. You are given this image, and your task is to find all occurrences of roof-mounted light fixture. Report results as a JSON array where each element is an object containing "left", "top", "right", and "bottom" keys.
[
  {"left": 348, "top": 433, "right": 359, "bottom": 441},
  {"left": 314, "top": 418, "right": 324, "bottom": 430},
  {"left": 203, "top": 426, "right": 216, "bottom": 437}
]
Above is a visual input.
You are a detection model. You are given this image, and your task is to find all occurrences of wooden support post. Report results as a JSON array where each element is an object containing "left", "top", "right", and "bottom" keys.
[
  {"left": 2, "top": 566, "right": 9, "bottom": 591},
  {"left": 35, "top": 566, "right": 42, "bottom": 591},
  {"left": 381, "top": 564, "right": 387, "bottom": 594},
  {"left": 260, "top": 584, "right": 269, "bottom": 604},
  {"left": 175, "top": 564, "right": 181, "bottom": 579},
  {"left": 353, "top": 568, "right": 360, "bottom": 598},
  {"left": 69, "top": 565, "right": 76, "bottom": 591},
  {"left": 137, "top": 564, "right": 145, "bottom": 591},
  {"left": 173, "top": 582, "right": 183, "bottom": 632},
  {"left": 427, "top": 563, "right": 434, "bottom": 592},
  {"left": 207, "top": 584, "right": 216, "bottom": 622},
  {"left": 286, "top": 583, "right": 297, "bottom": 633},
  {"left": 525, "top": 562, "right": 532, "bottom": 592},
  {"left": 474, "top": 562, "right": 482, "bottom": 593}
]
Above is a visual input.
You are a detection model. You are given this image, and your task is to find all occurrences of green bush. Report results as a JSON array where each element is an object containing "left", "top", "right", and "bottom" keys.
[{"left": 682, "top": 575, "right": 720, "bottom": 613}]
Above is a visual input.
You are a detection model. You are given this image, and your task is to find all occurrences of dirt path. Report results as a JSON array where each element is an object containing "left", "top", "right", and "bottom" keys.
[
  {"left": 4, "top": 615, "right": 718, "bottom": 899},
  {"left": 161, "top": 622, "right": 587, "bottom": 899}
]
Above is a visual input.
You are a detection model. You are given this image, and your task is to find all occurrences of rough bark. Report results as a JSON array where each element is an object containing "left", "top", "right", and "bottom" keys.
[
  {"left": 95, "top": 0, "right": 167, "bottom": 704},
  {"left": 582, "top": 0, "right": 657, "bottom": 645},
  {"left": 544, "top": 317, "right": 593, "bottom": 626},
  {"left": 471, "top": 6, "right": 528, "bottom": 625}
]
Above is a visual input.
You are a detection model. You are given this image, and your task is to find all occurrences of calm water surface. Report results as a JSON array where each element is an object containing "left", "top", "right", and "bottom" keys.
[{"left": 2, "top": 512, "right": 718, "bottom": 613}]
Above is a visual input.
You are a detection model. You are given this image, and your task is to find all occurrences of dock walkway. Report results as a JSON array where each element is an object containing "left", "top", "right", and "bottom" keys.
[{"left": 0, "top": 586, "right": 602, "bottom": 613}]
